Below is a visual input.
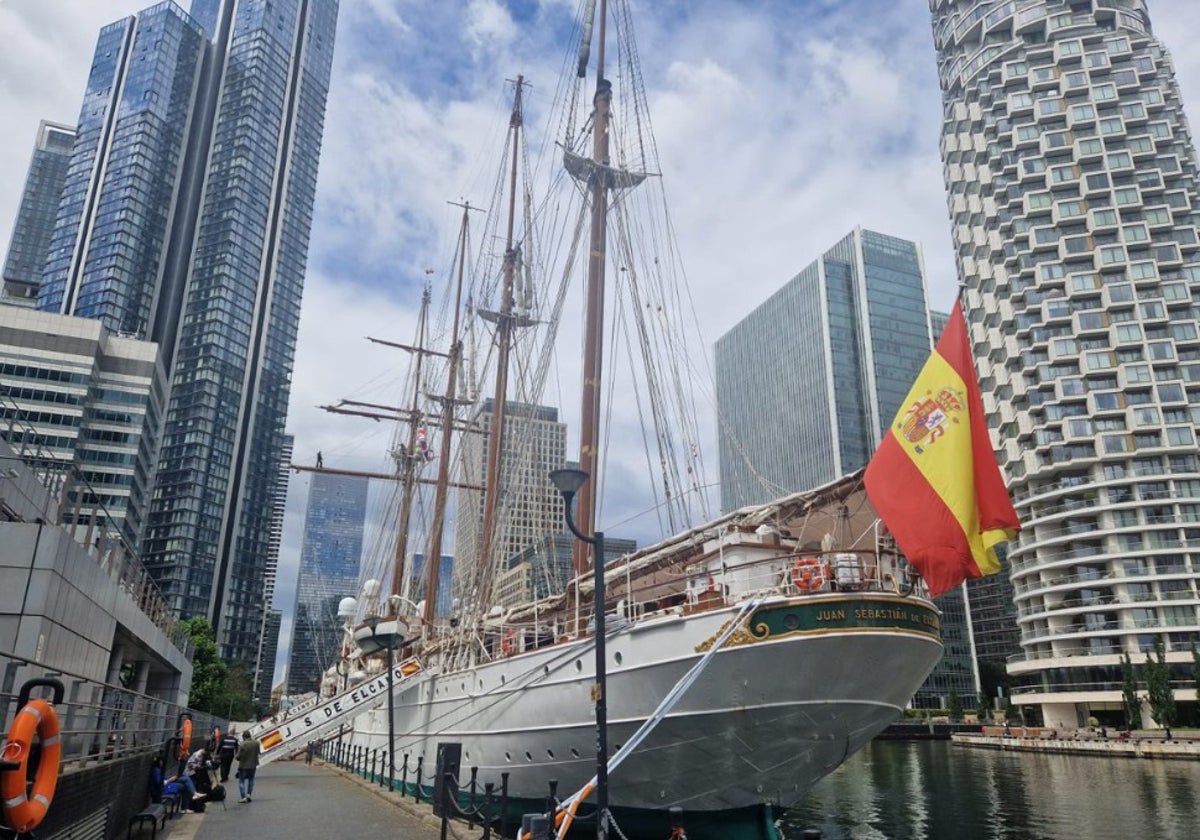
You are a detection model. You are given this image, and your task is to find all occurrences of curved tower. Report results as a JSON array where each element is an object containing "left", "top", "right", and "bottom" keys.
[{"left": 929, "top": 0, "right": 1200, "bottom": 726}]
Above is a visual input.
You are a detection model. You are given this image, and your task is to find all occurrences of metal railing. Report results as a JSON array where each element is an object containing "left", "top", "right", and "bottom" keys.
[{"left": 0, "top": 651, "right": 219, "bottom": 771}]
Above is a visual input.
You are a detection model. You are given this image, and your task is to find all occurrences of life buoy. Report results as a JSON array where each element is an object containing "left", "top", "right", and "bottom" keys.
[
  {"left": 179, "top": 718, "right": 192, "bottom": 759},
  {"left": 790, "top": 557, "right": 828, "bottom": 592},
  {"left": 501, "top": 631, "right": 516, "bottom": 656},
  {"left": 0, "top": 698, "right": 62, "bottom": 834}
]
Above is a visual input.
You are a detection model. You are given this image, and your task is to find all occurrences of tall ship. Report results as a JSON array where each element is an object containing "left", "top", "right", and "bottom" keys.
[{"left": 262, "top": 1, "right": 945, "bottom": 837}]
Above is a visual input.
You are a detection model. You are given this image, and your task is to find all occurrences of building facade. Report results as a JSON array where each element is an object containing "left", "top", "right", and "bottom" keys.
[
  {"left": 408, "top": 553, "right": 455, "bottom": 619},
  {"left": 287, "top": 472, "right": 367, "bottom": 693},
  {"left": 714, "top": 229, "right": 979, "bottom": 708},
  {"left": 254, "top": 433, "right": 292, "bottom": 708},
  {"left": 452, "top": 400, "right": 568, "bottom": 606},
  {"left": 2, "top": 122, "right": 76, "bottom": 307},
  {"left": 493, "top": 533, "right": 638, "bottom": 608},
  {"left": 0, "top": 307, "right": 164, "bottom": 550},
  {"left": 930, "top": 0, "right": 1200, "bottom": 726},
  {"left": 715, "top": 228, "right": 934, "bottom": 511},
  {"left": 25, "top": 0, "right": 340, "bottom": 662}
]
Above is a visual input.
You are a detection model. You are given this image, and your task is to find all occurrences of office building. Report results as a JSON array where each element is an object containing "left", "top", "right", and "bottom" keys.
[
  {"left": 287, "top": 472, "right": 367, "bottom": 693},
  {"left": 930, "top": 0, "right": 1200, "bottom": 726},
  {"left": 408, "top": 553, "right": 455, "bottom": 619},
  {"left": 493, "top": 533, "right": 638, "bottom": 608},
  {"left": 2, "top": 122, "right": 75, "bottom": 307},
  {"left": 452, "top": 400, "right": 568, "bottom": 605},
  {"left": 0, "top": 307, "right": 164, "bottom": 549},
  {"left": 25, "top": 0, "right": 340, "bottom": 662},
  {"left": 715, "top": 228, "right": 978, "bottom": 707},
  {"left": 715, "top": 228, "right": 934, "bottom": 511}
]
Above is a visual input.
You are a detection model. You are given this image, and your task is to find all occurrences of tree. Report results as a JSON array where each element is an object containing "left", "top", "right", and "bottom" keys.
[
  {"left": 947, "top": 691, "right": 963, "bottom": 721},
  {"left": 1145, "top": 635, "right": 1177, "bottom": 730},
  {"left": 177, "top": 617, "right": 227, "bottom": 714},
  {"left": 1121, "top": 652, "right": 1142, "bottom": 730},
  {"left": 175, "top": 617, "right": 251, "bottom": 718}
]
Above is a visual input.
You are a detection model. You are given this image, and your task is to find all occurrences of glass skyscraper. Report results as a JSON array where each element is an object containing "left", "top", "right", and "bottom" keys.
[
  {"left": 930, "top": 0, "right": 1200, "bottom": 727},
  {"left": 28, "top": 0, "right": 340, "bottom": 663},
  {"left": 715, "top": 228, "right": 934, "bottom": 510},
  {"left": 2, "top": 122, "right": 76, "bottom": 307},
  {"left": 287, "top": 472, "right": 367, "bottom": 693},
  {"left": 714, "top": 227, "right": 979, "bottom": 708}
]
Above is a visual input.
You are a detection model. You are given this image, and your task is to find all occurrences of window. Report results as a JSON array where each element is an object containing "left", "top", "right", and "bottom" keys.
[
  {"left": 1122, "top": 224, "right": 1149, "bottom": 243},
  {"left": 1100, "top": 246, "right": 1126, "bottom": 265},
  {"left": 1058, "top": 200, "right": 1085, "bottom": 218},
  {"left": 1167, "top": 427, "right": 1194, "bottom": 447},
  {"left": 1099, "top": 117, "right": 1123, "bottom": 135},
  {"left": 1115, "top": 188, "right": 1140, "bottom": 205}
]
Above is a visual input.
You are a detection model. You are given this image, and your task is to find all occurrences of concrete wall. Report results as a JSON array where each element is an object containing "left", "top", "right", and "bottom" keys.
[{"left": 0, "top": 521, "right": 189, "bottom": 702}]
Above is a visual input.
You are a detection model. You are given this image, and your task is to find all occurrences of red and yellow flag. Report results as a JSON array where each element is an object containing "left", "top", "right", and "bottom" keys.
[{"left": 864, "top": 301, "right": 1019, "bottom": 599}]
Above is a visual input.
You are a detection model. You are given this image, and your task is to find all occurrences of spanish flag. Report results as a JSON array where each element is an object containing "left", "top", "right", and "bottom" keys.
[{"left": 864, "top": 301, "right": 1019, "bottom": 599}]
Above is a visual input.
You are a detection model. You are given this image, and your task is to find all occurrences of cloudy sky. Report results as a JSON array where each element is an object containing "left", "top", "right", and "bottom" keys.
[{"left": 2, "top": 0, "right": 1199, "bottom": 684}]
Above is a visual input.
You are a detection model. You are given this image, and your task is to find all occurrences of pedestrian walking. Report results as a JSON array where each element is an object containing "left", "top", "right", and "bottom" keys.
[
  {"left": 218, "top": 727, "right": 240, "bottom": 781},
  {"left": 236, "top": 730, "right": 262, "bottom": 803}
]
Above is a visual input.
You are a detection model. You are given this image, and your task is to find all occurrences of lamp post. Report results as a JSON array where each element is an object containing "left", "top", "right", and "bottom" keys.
[
  {"left": 362, "top": 614, "right": 403, "bottom": 790},
  {"left": 549, "top": 468, "right": 608, "bottom": 840}
]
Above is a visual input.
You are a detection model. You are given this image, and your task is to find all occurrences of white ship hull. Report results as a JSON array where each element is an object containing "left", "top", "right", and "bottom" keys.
[{"left": 343, "top": 591, "right": 941, "bottom": 834}]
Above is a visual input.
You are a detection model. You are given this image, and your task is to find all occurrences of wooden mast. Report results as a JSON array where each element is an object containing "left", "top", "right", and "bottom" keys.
[
  {"left": 422, "top": 204, "right": 472, "bottom": 626},
  {"left": 479, "top": 76, "right": 525, "bottom": 588},
  {"left": 574, "top": 0, "right": 611, "bottom": 578},
  {"left": 389, "top": 287, "right": 432, "bottom": 611}
]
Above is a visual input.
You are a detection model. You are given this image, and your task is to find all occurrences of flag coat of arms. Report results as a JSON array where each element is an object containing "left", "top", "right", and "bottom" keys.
[{"left": 864, "top": 300, "right": 1020, "bottom": 598}]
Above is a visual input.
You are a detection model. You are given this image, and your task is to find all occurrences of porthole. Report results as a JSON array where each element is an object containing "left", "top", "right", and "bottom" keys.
[
  {"left": 501, "top": 675, "right": 506, "bottom": 685},
  {"left": 613, "top": 651, "right": 623, "bottom": 665},
  {"left": 783, "top": 613, "right": 800, "bottom": 630},
  {"left": 505, "top": 752, "right": 512, "bottom": 762},
  {"left": 543, "top": 665, "right": 550, "bottom": 676},
  {"left": 570, "top": 748, "right": 580, "bottom": 758},
  {"left": 575, "top": 660, "right": 583, "bottom": 672},
  {"left": 547, "top": 749, "right": 555, "bottom": 758},
  {"left": 525, "top": 751, "right": 533, "bottom": 761}
]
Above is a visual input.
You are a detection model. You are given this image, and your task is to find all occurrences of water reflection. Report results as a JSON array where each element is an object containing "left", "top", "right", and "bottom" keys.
[{"left": 783, "top": 741, "right": 1200, "bottom": 839}]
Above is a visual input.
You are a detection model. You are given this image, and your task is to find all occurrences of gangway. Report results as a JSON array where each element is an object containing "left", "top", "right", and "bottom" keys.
[{"left": 247, "top": 657, "right": 423, "bottom": 765}]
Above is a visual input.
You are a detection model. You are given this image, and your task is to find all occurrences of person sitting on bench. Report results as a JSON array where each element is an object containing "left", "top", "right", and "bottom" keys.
[{"left": 171, "top": 748, "right": 211, "bottom": 812}]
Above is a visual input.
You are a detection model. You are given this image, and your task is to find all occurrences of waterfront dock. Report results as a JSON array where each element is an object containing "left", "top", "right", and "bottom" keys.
[
  {"left": 154, "top": 761, "right": 450, "bottom": 840},
  {"left": 951, "top": 730, "right": 1200, "bottom": 760}
]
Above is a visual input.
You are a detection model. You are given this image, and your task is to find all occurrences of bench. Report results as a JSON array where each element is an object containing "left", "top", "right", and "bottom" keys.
[
  {"left": 161, "top": 789, "right": 181, "bottom": 818},
  {"left": 128, "top": 803, "right": 167, "bottom": 840}
]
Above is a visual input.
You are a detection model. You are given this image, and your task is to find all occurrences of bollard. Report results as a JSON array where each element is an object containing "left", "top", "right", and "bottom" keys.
[
  {"left": 415, "top": 755, "right": 425, "bottom": 802},
  {"left": 482, "top": 782, "right": 495, "bottom": 840},
  {"left": 379, "top": 749, "right": 387, "bottom": 788},
  {"left": 545, "top": 778, "right": 558, "bottom": 817},
  {"left": 499, "top": 772, "right": 510, "bottom": 839},
  {"left": 467, "top": 766, "right": 479, "bottom": 825},
  {"left": 371, "top": 748, "right": 378, "bottom": 783},
  {"left": 401, "top": 753, "right": 409, "bottom": 798}
]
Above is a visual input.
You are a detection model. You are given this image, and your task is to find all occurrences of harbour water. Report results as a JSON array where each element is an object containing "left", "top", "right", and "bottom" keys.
[{"left": 779, "top": 740, "right": 1200, "bottom": 840}]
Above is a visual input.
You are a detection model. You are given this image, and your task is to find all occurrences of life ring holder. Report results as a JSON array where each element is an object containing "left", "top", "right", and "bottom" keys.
[
  {"left": 790, "top": 557, "right": 828, "bottom": 592},
  {"left": 0, "top": 678, "right": 65, "bottom": 835}
]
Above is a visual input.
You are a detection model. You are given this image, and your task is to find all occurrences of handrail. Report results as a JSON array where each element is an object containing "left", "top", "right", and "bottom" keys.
[{"left": 0, "top": 651, "right": 218, "bottom": 771}]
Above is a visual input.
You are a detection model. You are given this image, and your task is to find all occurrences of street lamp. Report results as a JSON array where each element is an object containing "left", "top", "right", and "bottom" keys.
[
  {"left": 362, "top": 613, "right": 406, "bottom": 791},
  {"left": 549, "top": 467, "right": 609, "bottom": 840}
]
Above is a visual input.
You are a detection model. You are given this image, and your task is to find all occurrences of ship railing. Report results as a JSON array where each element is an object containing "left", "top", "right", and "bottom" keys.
[{"left": 0, "top": 650, "right": 223, "bottom": 771}]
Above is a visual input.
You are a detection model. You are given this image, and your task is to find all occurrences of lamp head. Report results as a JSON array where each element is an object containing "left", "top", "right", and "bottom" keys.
[
  {"left": 363, "top": 614, "right": 382, "bottom": 633},
  {"left": 550, "top": 468, "right": 590, "bottom": 500}
]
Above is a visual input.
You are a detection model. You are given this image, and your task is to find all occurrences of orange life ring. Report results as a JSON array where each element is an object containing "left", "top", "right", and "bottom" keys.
[
  {"left": 179, "top": 718, "right": 192, "bottom": 759},
  {"left": 501, "top": 631, "right": 516, "bottom": 656},
  {"left": 790, "top": 557, "right": 827, "bottom": 592},
  {"left": 0, "top": 698, "right": 62, "bottom": 833}
]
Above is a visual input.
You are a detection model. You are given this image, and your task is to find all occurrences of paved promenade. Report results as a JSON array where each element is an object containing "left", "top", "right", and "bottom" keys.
[{"left": 156, "top": 760, "right": 464, "bottom": 840}]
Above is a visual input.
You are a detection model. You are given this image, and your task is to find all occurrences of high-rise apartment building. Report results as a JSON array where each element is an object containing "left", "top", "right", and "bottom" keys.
[
  {"left": 452, "top": 400, "right": 568, "bottom": 605},
  {"left": 0, "top": 307, "right": 164, "bottom": 549},
  {"left": 287, "top": 472, "right": 367, "bottom": 693},
  {"left": 930, "top": 0, "right": 1200, "bottom": 726},
  {"left": 408, "top": 553, "right": 455, "bottom": 619},
  {"left": 23, "top": 0, "right": 340, "bottom": 662},
  {"left": 715, "top": 228, "right": 979, "bottom": 707},
  {"left": 254, "top": 433, "right": 292, "bottom": 708},
  {"left": 2, "top": 122, "right": 76, "bottom": 307},
  {"left": 716, "top": 228, "right": 934, "bottom": 511}
]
